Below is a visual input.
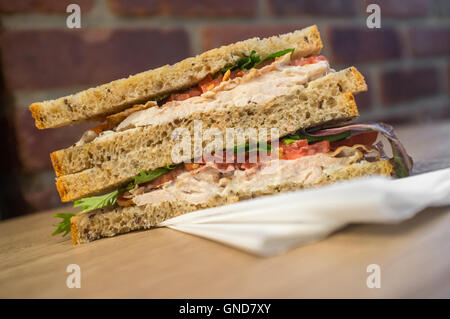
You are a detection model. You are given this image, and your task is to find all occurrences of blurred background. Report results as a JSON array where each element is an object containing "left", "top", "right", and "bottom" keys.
[{"left": 0, "top": 0, "right": 449, "bottom": 219}]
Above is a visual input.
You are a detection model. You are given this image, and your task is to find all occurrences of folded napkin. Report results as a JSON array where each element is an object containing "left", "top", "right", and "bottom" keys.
[{"left": 159, "top": 168, "right": 450, "bottom": 256}]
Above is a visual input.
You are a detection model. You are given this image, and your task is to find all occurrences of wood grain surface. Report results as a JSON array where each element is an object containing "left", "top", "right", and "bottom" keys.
[{"left": 1, "top": 121, "right": 449, "bottom": 298}]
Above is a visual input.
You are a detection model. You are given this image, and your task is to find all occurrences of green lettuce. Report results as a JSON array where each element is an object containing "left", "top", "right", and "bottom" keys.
[
  {"left": 53, "top": 165, "right": 176, "bottom": 237},
  {"left": 282, "top": 131, "right": 351, "bottom": 145},
  {"left": 220, "top": 48, "right": 295, "bottom": 73}
]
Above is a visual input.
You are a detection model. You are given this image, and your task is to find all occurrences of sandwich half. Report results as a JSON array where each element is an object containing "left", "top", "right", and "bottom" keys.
[
  {"left": 30, "top": 25, "right": 323, "bottom": 129},
  {"left": 29, "top": 25, "right": 412, "bottom": 244}
]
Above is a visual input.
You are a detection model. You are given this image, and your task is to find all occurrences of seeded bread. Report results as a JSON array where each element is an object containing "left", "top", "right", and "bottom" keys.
[
  {"left": 54, "top": 67, "right": 367, "bottom": 202},
  {"left": 70, "top": 159, "right": 394, "bottom": 244},
  {"left": 29, "top": 26, "right": 323, "bottom": 129}
]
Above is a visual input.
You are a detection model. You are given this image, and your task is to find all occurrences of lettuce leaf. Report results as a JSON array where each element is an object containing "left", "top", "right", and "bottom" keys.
[
  {"left": 220, "top": 48, "right": 294, "bottom": 73},
  {"left": 282, "top": 131, "right": 351, "bottom": 145},
  {"left": 52, "top": 213, "right": 76, "bottom": 236},
  {"left": 255, "top": 48, "right": 295, "bottom": 67},
  {"left": 53, "top": 164, "right": 176, "bottom": 237},
  {"left": 132, "top": 165, "right": 175, "bottom": 185},
  {"left": 73, "top": 190, "right": 119, "bottom": 214},
  {"left": 234, "top": 142, "right": 272, "bottom": 154}
]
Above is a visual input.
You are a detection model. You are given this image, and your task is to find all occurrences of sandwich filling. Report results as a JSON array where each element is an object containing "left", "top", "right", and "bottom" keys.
[
  {"left": 75, "top": 52, "right": 332, "bottom": 146},
  {"left": 115, "top": 54, "right": 330, "bottom": 131},
  {"left": 53, "top": 122, "right": 412, "bottom": 237},
  {"left": 118, "top": 132, "right": 381, "bottom": 207}
]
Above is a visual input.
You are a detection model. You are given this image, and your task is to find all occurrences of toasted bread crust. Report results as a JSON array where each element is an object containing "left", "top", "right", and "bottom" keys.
[
  {"left": 56, "top": 179, "right": 70, "bottom": 203},
  {"left": 70, "top": 159, "right": 393, "bottom": 244},
  {"left": 30, "top": 26, "right": 323, "bottom": 129},
  {"left": 50, "top": 152, "right": 64, "bottom": 178},
  {"left": 70, "top": 217, "right": 79, "bottom": 245}
]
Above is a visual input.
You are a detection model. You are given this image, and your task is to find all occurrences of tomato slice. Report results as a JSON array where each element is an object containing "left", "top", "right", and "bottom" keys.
[
  {"left": 280, "top": 139, "right": 330, "bottom": 160},
  {"left": 198, "top": 75, "right": 213, "bottom": 93},
  {"left": 330, "top": 132, "right": 378, "bottom": 149},
  {"left": 230, "top": 69, "right": 246, "bottom": 79},
  {"left": 290, "top": 55, "right": 328, "bottom": 67},
  {"left": 89, "top": 123, "right": 109, "bottom": 134},
  {"left": 168, "top": 86, "right": 203, "bottom": 102},
  {"left": 169, "top": 93, "right": 191, "bottom": 101},
  {"left": 198, "top": 74, "right": 223, "bottom": 93},
  {"left": 187, "top": 86, "right": 202, "bottom": 97}
]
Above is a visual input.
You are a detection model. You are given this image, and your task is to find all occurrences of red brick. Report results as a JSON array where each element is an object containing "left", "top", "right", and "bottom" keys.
[
  {"left": 363, "top": 0, "right": 430, "bottom": 17},
  {"left": 409, "top": 28, "right": 450, "bottom": 57},
  {"left": 14, "top": 107, "right": 92, "bottom": 172},
  {"left": 109, "top": 0, "right": 257, "bottom": 17},
  {"left": 202, "top": 25, "right": 306, "bottom": 51},
  {"left": 0, "top": 0, "right": 94, "bottom": 14},
  {"left": 0, "top": 28, "right": 191, "bottom": 90},
  {"left": 379, "top": 67, "right": 439, "bottom": 105},
  {"left": 327, "top": 27, "right": 403, "bottom": 65},
  {"left": 268, "top": 0, "right": 360, "bottom": 16}
]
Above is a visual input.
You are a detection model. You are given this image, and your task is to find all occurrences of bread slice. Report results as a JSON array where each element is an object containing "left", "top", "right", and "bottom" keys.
[
  {"left": 29, "top": 26, "right": 322, "bottom": 129},
  {"left": 53, "top": 67, "right": 367, "bottom": 202},
  {"left": 70, "top": 159, "right": 394, "bottom": 244}
]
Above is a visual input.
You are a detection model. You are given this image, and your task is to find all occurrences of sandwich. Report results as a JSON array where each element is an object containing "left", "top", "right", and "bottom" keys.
[{"left": 29, "top": 25, "right": 412, "bottom": 244}]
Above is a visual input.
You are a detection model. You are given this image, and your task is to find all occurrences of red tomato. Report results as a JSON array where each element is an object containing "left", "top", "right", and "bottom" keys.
[
  {"left": 169, "top": 93, "right": 191, "bottom": 101},
  {"left": 89, "top": 123, "right": 109, "bottom": 134},
  {"left": 168, "top": 87, "right": 202, "bottom": 102},
  {"left": 198, "top": 74, "right": 223, "bottom": 93},
  {"left": 330, "top": 132, "right": 378, "bottom": 149},
  {"left": 230, "top": 69, "right": 246, "bottom": 79},
  {"left": 280, "top": 139, "right": 308, "bottom": 150},
  {"left": 141, "top": 166, "right": 185, "bottom": 189},
  {"left": 290, "top": 55, "right": 328, "bottom": 67},
  {"left": 198, "top": 75, "right": 213, "bottom": 93},
  {"left": 187, "top": 87, "right": 202, "bottom": 97},
  {"left": 280, "top": 140, "right": 330, "bottom": 160},
  {"left": 307, "top": 140, "right": 331, "bottom": 153}
]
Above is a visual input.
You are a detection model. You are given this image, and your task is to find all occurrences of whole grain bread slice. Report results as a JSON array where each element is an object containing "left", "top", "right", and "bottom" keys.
[
  {"left": 70, "top": 159, "right": 393, "bottom": 244},
  {"left": 29, "top": 25, "right": 322, "bottom": 129},
  {"left": 54, "top": 67, "right": 367, "bottom": 202}
]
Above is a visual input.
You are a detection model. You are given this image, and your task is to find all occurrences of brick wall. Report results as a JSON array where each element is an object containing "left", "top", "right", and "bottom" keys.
[{"left": 0, "top": 0, "right": 449, "bottom": 217}]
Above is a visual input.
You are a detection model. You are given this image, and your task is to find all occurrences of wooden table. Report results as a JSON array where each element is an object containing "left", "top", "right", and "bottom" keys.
[{"left": 1, "top": 121, "right": 450, "bottom": 298}]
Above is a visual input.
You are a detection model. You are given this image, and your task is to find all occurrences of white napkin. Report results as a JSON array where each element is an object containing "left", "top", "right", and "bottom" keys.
[{"left": 159, "top": 168, "right": 450, "bottom": 256}]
